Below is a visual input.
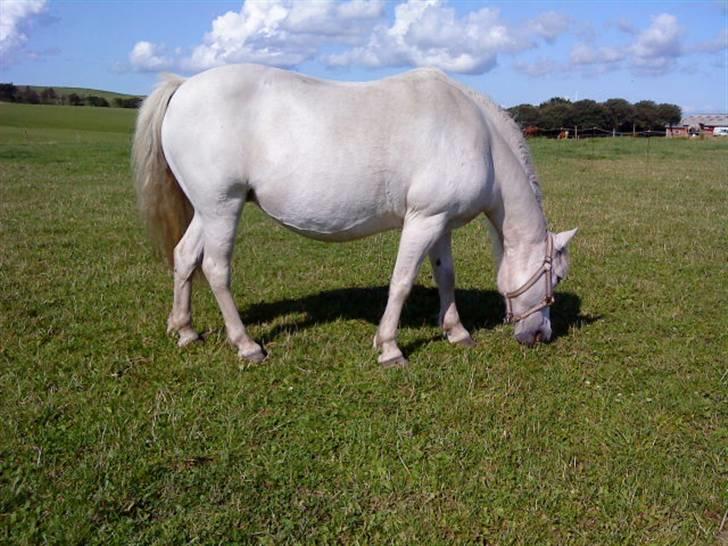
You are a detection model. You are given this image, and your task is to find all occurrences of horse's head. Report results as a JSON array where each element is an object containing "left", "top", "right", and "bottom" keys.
[{"left": 500, "top": 228, "right": 577, "bottom": 346}]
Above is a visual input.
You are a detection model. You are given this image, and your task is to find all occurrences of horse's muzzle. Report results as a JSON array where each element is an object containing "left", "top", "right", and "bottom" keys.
[{"left": 514, "top": 316, "right": 552, "bottom": 346}]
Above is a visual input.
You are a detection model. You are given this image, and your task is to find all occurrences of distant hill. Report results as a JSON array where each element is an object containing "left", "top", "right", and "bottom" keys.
[
  {"left": 23, "top": 85, "right": 143, "bottom": 102},
  {"left": 1, "top": 83, "right": 143, "bottom": 108}
]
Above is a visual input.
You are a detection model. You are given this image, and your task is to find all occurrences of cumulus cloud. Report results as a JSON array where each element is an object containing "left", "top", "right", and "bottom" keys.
[
  {"left": 689, "top": 28, "right": 728, "bottom": 54},
  {"left": 527, "top": 11, "right": 570, "bottom": 44},
  {"left": 129, "top": 41, "right": 174, "bottom": 72},
  {"left": 570, "top": 43, "right": 624, "bottom": 66},
  {"left": 129, "top": 0, "right": 386, "bottom": 73},
  {"left": 629, "top": 13, "right": 683, "bottom": 75},
  {"left": 325, "top": 0, "right": 532, "bottom": 74},
  {"left": 127, "top": 1, "right": 716, "bottom": 81},
  {"left": 615, "top": 18, "right": 637, "bottom": 35},
  {"left": 129, "top": 0, "right": 565, "bottom": 76},
  {"left": 519, "top": 12, "right": 700, "bottom": 78},
  {"left": 0, "top": 0, "right": 47, "bottom": 64},
  {"left": 515, "top": 43, "right": 624, "bottom": 78}
]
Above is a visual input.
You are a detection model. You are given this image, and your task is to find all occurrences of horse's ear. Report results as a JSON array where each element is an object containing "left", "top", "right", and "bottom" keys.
[{"left": 554, "top": 228, "right": 577, "bottom": 251}]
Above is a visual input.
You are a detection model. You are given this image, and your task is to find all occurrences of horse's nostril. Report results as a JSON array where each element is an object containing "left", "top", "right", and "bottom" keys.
[{"left": 534, "top": 331, "right": 544, "bottom": 343}]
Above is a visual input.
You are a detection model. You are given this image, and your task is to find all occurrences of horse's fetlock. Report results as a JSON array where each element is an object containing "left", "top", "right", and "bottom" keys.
[{"left": 167, "top": 312, "right": 192, "bottom": 332}]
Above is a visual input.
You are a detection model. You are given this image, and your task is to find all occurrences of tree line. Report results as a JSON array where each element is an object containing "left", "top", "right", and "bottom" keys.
[
  {"left": 508, "top": 97, "right": 682, "bottom": 133},
  {"left": 0, "top": 83, "right": 141, "bottom": 109}
]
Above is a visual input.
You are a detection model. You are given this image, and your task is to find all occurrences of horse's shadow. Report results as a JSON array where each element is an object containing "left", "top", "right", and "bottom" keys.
[{"left": 240, "top": 286, "right": 599, "bottom": 354}]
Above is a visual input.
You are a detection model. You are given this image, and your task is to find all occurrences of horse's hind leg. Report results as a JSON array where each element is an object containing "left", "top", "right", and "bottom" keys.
[
  {"left": 199, "top": 201, "right": 265, "bottom": 363},
  {"left": 167, "top": 213, "right": 203, "bottom": 347},
  {"left": 374, "top": 214, "right": 447, "bottom": 367},
  {"left": 428, "top": 232, "right": 475, "bottom": 347}
]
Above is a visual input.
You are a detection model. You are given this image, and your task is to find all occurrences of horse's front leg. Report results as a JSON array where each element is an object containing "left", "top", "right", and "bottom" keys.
[
  {"left": 428, "top": 232, "right": 475, "bottom": 347},
  {"left": 374, "top": 214, "right": 446, "bottom": 367}
]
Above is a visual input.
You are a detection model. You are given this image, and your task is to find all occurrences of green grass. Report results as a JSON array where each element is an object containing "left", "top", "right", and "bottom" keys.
[
  {"left": 0, "top": 102, "right": 137, "bottom": 133},
  {"left": 1, "top": 105, "right": 726, "bottom": 544}
]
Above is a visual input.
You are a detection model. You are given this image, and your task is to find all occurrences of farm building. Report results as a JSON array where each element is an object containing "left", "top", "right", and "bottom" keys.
[{"left": 666, "top": 114, "right": 728, "bottom": 137}]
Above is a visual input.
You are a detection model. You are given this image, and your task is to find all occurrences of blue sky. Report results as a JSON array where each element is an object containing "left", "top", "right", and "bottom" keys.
[{"left": 1, "top": 0, "right": 726, "bottom": 113}]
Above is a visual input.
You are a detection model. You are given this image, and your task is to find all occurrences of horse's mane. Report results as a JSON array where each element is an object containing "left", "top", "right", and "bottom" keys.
[{"left": 431, "top": 72, "right": 543, "bottom": 209}]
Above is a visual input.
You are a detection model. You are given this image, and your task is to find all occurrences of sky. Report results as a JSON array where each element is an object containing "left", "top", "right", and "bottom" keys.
[{"left": 1, "top": 0, "right": 726, "bottom": 113}]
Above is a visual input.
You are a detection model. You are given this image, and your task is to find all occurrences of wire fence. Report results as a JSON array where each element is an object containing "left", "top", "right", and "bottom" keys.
[{"left": 523, "top": 126, "right": 670, "bottom": 139}]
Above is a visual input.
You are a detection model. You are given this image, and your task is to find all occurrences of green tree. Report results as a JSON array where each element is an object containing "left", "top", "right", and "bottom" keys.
[
  {"left": 114, "top": 97, "right": 142, "bottom": 108},
  {"left": 123, "top": 97, "right": 142, "bottom": 108},
  {"left": 540, "top": 97, "right": 571, "bottom": 106},
  {"left": 87, "top": 95, "right": 109, "bottom": 107},
  {"left": 657, "top": 103, "right": 682, "bottom": 127},
  {"left": 571, "top": 99, "right": 609, "bottom": 129},
  {"left": 68, "top": 93, "right": 84, "bottom": 106},
  {"left": 40, "top": 87, "right": 57, "bottom": 104},
  {"left": 508, "top": 104, "right": 541, "bottom": 128},
  {"left": 604, "top": 98, "right": 635, "bottom": 131},
  {"left": 634, "top": 100, "right": 659, "bottom": 131},
  {"left": 0, "top": 83, "right": 17, "bottom": 102},
  {"left": 539, "top": 99, "right": 574, "bottom": 129},
  {"left": 21, "top": 86, "right": 40, "bottom": 104}
]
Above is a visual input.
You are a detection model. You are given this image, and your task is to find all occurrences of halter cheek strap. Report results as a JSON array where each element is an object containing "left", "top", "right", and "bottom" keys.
[{"left": 504, "top": 234, "right": 555, "bottom": 324}]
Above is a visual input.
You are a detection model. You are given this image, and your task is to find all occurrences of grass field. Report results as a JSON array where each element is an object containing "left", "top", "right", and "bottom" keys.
[
  {"left": 0, "top": 102, "right": 137, "bottom": 133},
  {"left": 1, "top": 102, "right": 726, "bottom": 544}
]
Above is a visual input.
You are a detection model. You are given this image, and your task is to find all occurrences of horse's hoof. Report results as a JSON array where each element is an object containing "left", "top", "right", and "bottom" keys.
[
  {"left": 177, "top": 330, "right": 201, "bottom": 347},
  {"left": 379, "top": 355, "right": 409, "bottom": 369},
  {"left": 452, "top": 334, "right": 476, "bottom": 348},
  {"left": 239, "top": 348, "right": 267, "bottom": 363}
]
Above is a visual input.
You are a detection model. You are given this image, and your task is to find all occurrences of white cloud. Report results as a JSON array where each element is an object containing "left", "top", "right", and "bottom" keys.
[
  {"left": 130, "top": 0, "right": 386, "bottom": 73},
  {"left": 129, "top": 0, "right": 555, "bottom": 76},
  {"left": 689, "top": 28, "right": 728, "bottom": 54},
  {"left": 127, "top": 1, "right": 715, "bottom": 81},
  {"left": 0, "top": 0, "right": 47, "bottom": 64},
  {"left": 629, "top": 13, "right": 683, "bottom": 75},
  {"left": 129, "top": 41, "right": 174, "bottom": 72},
  {"left": 527, "top": 11, "right": 570, "bottom": 44},
  {"left": 570, "top": 43, "right": 624, "bottom": 66},
  {"left": 615, "top": 18, "right": 637, "bottom": 35},
  {"left": 563, "top": 14, "right": 684, "bottom": 78},
  {"left": 325, "top": 0, "right": 531, "bottom": 74}
]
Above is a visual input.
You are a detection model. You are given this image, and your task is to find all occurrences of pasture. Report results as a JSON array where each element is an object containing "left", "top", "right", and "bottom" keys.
[{"left": 1, "top": 102, "right": 726, "bottom": 544}]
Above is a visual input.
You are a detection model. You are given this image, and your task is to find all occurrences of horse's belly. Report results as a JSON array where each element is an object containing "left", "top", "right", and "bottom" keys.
[
  {"left": 272, "top": 211, "right": 402, "bottom": 242},
  {"left": 250, "top": 184, "right": 402, "bottom": 242}
]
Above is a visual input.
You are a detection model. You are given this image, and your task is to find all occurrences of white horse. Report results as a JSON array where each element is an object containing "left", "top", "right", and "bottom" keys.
[{"left": 132, "top": 64, "right": 576, "bottom": 367}]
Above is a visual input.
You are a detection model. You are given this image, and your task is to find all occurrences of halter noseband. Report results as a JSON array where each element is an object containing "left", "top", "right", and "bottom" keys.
[{"left": 504, "top": 234, "right": 555, "bottom": 324}]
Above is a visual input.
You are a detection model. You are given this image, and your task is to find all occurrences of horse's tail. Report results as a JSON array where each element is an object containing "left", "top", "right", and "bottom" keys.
[{"left": 132, "top": 73, "right": 191, "bottom": 269}]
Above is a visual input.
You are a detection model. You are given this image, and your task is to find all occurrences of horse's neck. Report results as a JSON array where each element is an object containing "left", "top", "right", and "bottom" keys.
[
  {"left": 488, "top": 147, "right": 545, "bottom": 242},
  {"left": 485, "top": 144, "right": 546, "bottom": 287}
]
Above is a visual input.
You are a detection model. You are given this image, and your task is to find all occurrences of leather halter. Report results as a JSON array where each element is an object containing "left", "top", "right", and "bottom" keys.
[{"left": 504, "top": 234, "right": 555, "bottom": 324}]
